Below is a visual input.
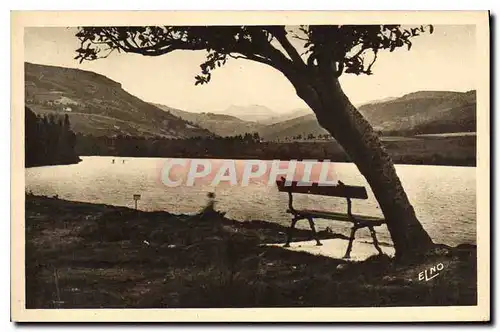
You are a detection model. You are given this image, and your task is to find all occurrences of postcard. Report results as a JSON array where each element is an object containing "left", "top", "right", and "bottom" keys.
[{"left": 11, "top": 10, "right": 490, "bottom": 322}]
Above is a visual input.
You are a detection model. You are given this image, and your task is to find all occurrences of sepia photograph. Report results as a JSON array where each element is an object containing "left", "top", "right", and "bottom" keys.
[{"left": 11, "top": 11, "right": 490, "bottom": 322}]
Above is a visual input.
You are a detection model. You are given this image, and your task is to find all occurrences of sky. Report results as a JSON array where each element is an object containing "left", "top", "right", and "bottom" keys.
[{"left": 24, "top": 25, "right": 476, "bottom": 114}]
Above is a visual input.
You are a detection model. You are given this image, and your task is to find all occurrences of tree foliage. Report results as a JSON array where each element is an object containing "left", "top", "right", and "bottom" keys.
[
  {"left": 75, "top": 25, "right": 433, "bottom": 84},
  {"left": 25, "top": 107, "right": 80, "bottom": 167}
]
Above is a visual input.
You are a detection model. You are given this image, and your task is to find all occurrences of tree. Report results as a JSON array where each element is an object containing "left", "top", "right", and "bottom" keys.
[
  {"left": 75, "top": 25, "right": 435, "bottom": 260},
  {"left": 25, "top": 107, "right": 80, "bottom": 167},
  {"left": 25, "top": 107, "right": 40, "bottom": 167}
]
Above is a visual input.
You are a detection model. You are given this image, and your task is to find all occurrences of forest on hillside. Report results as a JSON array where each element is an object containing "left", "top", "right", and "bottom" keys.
[{"left": 25, "top": 107, "right": 81, "bottom": 167}]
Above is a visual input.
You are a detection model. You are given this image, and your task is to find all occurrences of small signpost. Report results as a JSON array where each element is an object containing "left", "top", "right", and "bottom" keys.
[
  {"left": 53, "top": 267, "right": 63, "bottom": 308},
  {"left": 133, "top": 194, "right": 141, "bottom": 210}
]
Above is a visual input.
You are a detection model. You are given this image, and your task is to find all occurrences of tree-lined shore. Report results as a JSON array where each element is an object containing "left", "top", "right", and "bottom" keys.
[
  {"left": 75, "top": 133, "right": 476, "bottom": 167},
  {"left": 25, "top": 107, "right": 81, "bottom": 167}
]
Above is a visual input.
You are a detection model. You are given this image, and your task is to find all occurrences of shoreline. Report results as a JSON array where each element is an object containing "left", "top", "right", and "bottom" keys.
[
  {"left": 27, "top": 155, "right": 476, "bottom": 169},
  {"left": 25, "top": 156, "right": 82, "bottom": 168},
  {"left": 75, "top": 135, "right": 476, "bottom": 167},
  {"left": 75, "top": 154, "right": 476, "bottom": 168},
  {"left": 78, "top": 155, "right": 476, "bottom": 167},
  {"left": 25, "top": 194, "right": 477, "bottom": 308}
]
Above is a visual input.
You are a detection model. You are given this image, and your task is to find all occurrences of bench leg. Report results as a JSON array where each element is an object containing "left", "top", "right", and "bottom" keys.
[
  {"left": 284, "top": 216, "right": 300, "bottom": 247},
  {"left": 369, "top": 226, "right": 384, "bottom": 256},
  {"left": 344, "top": 225, "right": 359, "bottom": 259},
  {"left": 306, "top": 217, "right": 322, "bottom": 246}
]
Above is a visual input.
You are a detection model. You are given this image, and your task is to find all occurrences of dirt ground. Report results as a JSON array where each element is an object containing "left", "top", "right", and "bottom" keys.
[{"left": 25, "top": 194, "right": 477, "bottom": 308}]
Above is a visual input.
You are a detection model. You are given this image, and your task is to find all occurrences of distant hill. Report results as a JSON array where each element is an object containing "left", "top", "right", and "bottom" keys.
[
  {"left": 25, "top": 62, "right": 212, "bottom": 138},
  {"left": 259, "top": 90, "right": 476, "bottom": 141},
  {"left": 262, "top": 108, "right": 313, "bottom": 125},
  {"left": 258, "top": 114, "right": 327, "bottom": 141},
  {"left": 153, "top": 103, "right": 263, "bottom": 137},
  {"left": 360, "top": 90, "right": 476, "bottom": 135},
  {"left": 216, "top": 104, "right": 281, "bottom": 123}
]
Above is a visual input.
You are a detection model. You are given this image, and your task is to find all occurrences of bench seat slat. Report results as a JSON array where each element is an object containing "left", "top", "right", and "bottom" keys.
[
  {"left": 289, "top": 209, "right": 385, "bottom": 226},
  {"left": 276, "top": 180, "right": 368, "bottom": 199}
]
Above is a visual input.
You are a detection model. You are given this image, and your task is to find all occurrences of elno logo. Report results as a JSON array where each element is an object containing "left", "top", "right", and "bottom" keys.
[{"left": 418, "top": 263, "right": 444, "bottom": 282}]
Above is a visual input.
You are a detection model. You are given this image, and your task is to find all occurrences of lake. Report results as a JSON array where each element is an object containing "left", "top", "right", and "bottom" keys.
[{"left": 25, "top": 156, "right": 477, "bottom": 247}]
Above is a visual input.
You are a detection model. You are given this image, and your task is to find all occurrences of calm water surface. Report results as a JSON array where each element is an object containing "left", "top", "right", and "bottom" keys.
[{"left": 25, "top": 156, "right": 476, "bottom": 247}]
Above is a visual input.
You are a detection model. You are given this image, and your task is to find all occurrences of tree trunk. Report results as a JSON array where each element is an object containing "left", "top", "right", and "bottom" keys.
[{"left": 292, "top": 74, "right": 434, "bottom": 261}]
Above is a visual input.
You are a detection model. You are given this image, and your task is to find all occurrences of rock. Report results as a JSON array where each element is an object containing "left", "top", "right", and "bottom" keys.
[
  {"left": 433, "top": 247, "right": 452, "bottom": 256},
  {"left": 382, "top": 275, "right": 414, "bottom": 286},
  {"left": 426, "top": 244, "right": 453, "bottom": 257},
  {"left": 382, "top": 275, "right": 397, "bottom": 283},
  {"left": 336, "top": 263, "right": 348, "bottom": 270}
]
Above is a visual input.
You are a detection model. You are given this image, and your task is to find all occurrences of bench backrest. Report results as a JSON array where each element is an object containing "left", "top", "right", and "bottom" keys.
[{"left": 276, "top": 178, "right": 368, "bottom": 200}]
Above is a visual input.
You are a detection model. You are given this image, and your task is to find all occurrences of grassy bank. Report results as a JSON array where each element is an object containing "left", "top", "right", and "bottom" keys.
[{"left": 26, "top": 195, "right": 477, "bottom": 309}]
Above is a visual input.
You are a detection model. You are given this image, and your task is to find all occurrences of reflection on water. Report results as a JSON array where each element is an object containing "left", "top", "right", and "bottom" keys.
[{"left": 25, "top": 156, "right": 476, "bottom": 247}]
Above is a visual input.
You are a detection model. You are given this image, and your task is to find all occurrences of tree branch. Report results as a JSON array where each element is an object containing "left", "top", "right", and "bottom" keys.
[
  {"left": 268, "top": 27, "right": 306, "bottom": 67},
  {"left": 366, "top": 50, "right": 378, "bottom": 74},
  {"left": 347, "top": 45, "right": 368, "bottom": 61},
  {"left": 229, "top": 34, "right": 298, "bottom": 77},
  {"left": 228, "top": 53, "right": 273, "bottom": 67}
]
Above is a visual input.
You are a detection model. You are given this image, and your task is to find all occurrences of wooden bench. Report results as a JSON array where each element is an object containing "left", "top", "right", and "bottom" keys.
[{"left": 276, "top": 177, "right": 386, "bottom": 259}]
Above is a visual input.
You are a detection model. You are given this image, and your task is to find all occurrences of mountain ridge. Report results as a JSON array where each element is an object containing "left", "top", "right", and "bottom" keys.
[
  {"left": 258, "top": 90, "right": 476, "bottom": 141},
  {"left": 25, "top": 62, "right": 213, "bottom": 138},
  {"left": 25, "top": 62, "right": 476, "bottom": 141},
  {"left": 152, "top": 103, "right": 263, "bottom": 137}
]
